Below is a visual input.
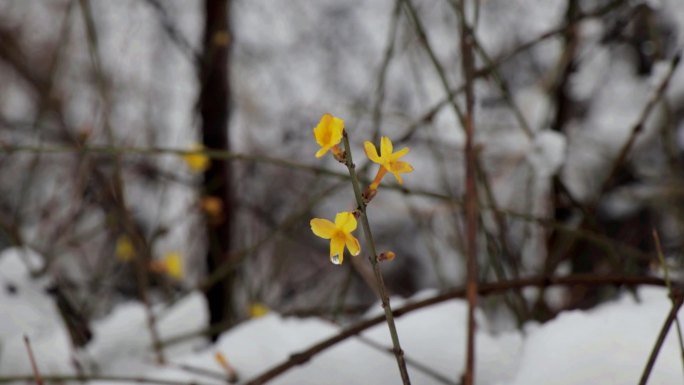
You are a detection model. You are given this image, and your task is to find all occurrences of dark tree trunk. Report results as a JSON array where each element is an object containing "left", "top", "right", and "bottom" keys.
[{"left": 199, "top": 0, "right": 234, "bottom": 339}]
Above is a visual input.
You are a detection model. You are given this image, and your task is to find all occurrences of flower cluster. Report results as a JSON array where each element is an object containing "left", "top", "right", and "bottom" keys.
[{"left": 309, "top": 113, "right": 413, "bottom": 265}]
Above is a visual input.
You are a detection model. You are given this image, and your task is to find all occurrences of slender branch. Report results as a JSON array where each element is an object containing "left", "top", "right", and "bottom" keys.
[
  {"left": 340, "top": 131, "right": 412, "bottom": 385},
  {"left": 652, "top": 229, "right": 684, "bottom": 377},
  {"left": 600, "top": 52, "right": 681, "bottom": 196},
  {"left": 451, "top": 1, "right": 480, "bottom": 383},
  {"left": 23, "top": 336, "right": 44, "bottom": 385},
  {"left": 400, "top": 0, "right": 465, "bottom": 127},
  {"left": 370, "top": 0, "right": 403, "bottom": 145},
  {"left": 638, "top": 290, "right": 684, "bottom": 385}
]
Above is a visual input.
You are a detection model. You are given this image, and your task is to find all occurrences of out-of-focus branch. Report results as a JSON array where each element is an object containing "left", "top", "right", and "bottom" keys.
[{"left": 454, "top": 0, "right": 478, "bottom": 383}]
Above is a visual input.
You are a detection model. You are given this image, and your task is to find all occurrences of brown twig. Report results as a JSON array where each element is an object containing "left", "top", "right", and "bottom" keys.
[
  {"left": 600, "top": 52, "right": 681, "bottom": 196},
  {"left": 23, "top": 335, "right": 44, "bottom": 385},
  {"left": 652, "top": 229, "right": 684, "bottom": 376},
  {"left": 370, "top": 0, "right": 403, "bottom": 145},
  {"left": 638, "top": 290, "right": 684, "bottom": 385},
  {"left": 455, "top": 0, "right": 479, "bottom": 383}
]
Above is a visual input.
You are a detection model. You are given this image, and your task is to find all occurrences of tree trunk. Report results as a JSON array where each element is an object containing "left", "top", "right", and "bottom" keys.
[{"left": 199, "top": 0, "right": 234, "bottom": 338}]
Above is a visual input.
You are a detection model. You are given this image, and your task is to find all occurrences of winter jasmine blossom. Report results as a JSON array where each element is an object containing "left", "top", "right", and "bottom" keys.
[
  {"left": 364, "top": 136, "right": 413, "bottom": 189},
  {"left": 310, "top": 211, "right": 361, "bottom": 265},
  {"left": 313, "top": 113, "right": 344, "bottom": 159}
]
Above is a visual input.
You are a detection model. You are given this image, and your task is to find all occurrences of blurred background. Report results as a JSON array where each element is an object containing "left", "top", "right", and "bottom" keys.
[{"left": 1, "top": 0, "right": 684, "bottom": 365}]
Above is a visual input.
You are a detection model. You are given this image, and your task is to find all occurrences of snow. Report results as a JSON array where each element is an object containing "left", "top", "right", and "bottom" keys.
[
  {"left": 0, "top": 247, "right": 72, "bottom": 374},
  {"left": 508, "top": 288, "right": 684, "bottom": 385},
  {"left": 2, "top": 246, "right": 681, "bottom": 385},
  {"left": 526, "top": 130, "right": 567, "bottom": 178}
]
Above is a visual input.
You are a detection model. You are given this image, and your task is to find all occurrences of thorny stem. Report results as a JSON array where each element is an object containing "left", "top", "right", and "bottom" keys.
[{"left": 341, "top": 131, "right": 412, "bottom": 385}]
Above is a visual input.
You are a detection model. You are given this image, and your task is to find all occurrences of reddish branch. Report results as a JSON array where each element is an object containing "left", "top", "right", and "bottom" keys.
[
  {"left": 457, "top": 1, "right": 478, "bottom": 384},
  {"left": 23, "top": 336, "right": 44, "bottom": 385}
]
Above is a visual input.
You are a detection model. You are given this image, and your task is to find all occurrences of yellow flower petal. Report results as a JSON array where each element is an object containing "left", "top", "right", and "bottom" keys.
[
  {"left": 380, "top": 136, "right": 393, "bottom": 158},
  {"left": 330, "top": 235, "right": 345, "bottom": 264},
  {"left": 390, "top": 171, "right": 404, "bottom": 185},
  {"left": 364, "top": 136, "right": 413, "bottom": 189},
  {"left": 390, "top": 160, "right": 414, "bottom": 174},
  {"left": 345, "top": 233, "right": 361, "bottom": 256},
  {"left": 334, "top": 212, "right": 357, "bottom": 233},
  {"left": 364, "top": 141, "right": 381, "bottom": 164},
  {"left": 311, "top": 211, "right": 362, "bottom": 265},
  {"left": 310, "top": 218, "right": 336, "bottom": 239},
  {"left": 315, "top": 147, "right": 329, "bottom": 158},
  {"left": 313, "top": 114, "right": 344, "bottom": 158},
  {"left": 390, "top": 146, "right": 410, "bottom": 160}
]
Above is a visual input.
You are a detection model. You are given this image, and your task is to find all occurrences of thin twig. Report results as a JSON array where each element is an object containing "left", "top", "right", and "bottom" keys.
[
  {"left": 79, "top": 0, "right": 166, "bottom": 363},
  {"left": 340, "top": 131, "right": 412, "bottom": 385},
  {"left": 455, "top": 0, "right": 479, "bottom": 383},
  {"left": 352, "top": 334, "right": 457, "bottom": 385},
  {"left": 400, "top": 0, "right": 465, "bottom": 128},
  {"left": 600, "top": 52, "right": 681, "bottom": 196},
  {"left": 23, "top": 336, "right": 44, "bottom": 385},
  {"left": 370, "top": 0, "right": 403, "bottom": 145},
  {"left": 652, "top": 229, "right": 684, "bottom": 377},
  {"left": 638, "top": 290, "right": 684, "bottom": 385}
]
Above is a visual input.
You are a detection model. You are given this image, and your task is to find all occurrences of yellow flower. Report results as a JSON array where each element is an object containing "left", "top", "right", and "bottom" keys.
[
  {"left": 115, "top": 235, "right": 135, "bottom": 262},
  {"left": 151, "top": 252, "right": 184, "bottom": 280},
  {"left": 310, "top": 212, "right": 361, "bottom": 265},
  {"left": 364, "top": 136, "right": 414, "bottom": 189},
  {"left": 313, "top": 113, "right": 344, "bottom": 158},
  {"left": 248, "top": 302, "right": 270, "bottom": 318},
  {"left": 182, "top": 144, "right": 210, "bottom": 172}
]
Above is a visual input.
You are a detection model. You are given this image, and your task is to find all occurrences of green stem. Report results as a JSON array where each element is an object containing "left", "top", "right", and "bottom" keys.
[{"left": 341, "top": 131, "right": 412, "bottom": 385}]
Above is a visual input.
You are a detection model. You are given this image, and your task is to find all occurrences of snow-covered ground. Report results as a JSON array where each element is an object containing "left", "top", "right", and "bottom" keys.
[{"left": 2, "top": 247, "right": 683, "bottom": 384}]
